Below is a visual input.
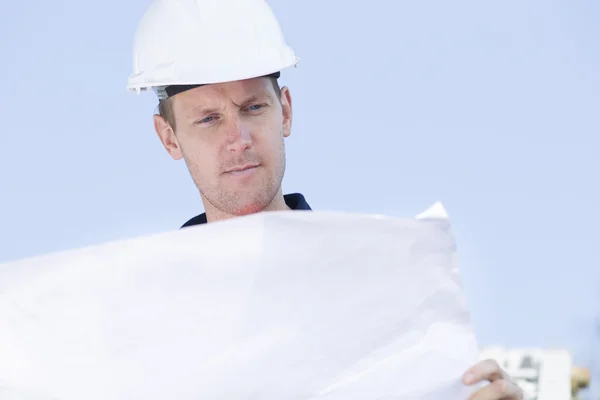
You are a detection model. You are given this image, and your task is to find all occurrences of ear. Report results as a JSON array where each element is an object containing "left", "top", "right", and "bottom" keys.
[
  {"left": 280, "top": 86, "right": 293, "bottom": 138},
  {"left": 153, "top": 114, "right": 183, "bottom": 160}
]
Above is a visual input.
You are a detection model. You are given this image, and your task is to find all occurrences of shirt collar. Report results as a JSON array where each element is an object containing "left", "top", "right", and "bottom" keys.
[{"left": 180, "top": 193, "right": 311, "bottom": 228}]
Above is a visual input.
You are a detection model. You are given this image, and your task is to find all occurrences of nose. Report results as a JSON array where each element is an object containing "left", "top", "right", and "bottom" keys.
[{"left": 225, "top": 118, "right": 252, "bottom": 153}]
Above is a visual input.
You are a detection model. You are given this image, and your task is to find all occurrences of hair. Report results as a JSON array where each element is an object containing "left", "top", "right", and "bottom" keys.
[{"left": 158, "top": 77, "right": 281, "bottom": 133}]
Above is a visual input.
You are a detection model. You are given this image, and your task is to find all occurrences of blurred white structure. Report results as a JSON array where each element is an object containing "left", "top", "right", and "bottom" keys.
[{"left": 480, "top": 347, "right": 577, "bottom": 400}]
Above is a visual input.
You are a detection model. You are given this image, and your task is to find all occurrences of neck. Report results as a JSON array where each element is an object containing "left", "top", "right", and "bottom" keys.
[{"left": 201, "top": 190, "right": 290, "bottom": 223}]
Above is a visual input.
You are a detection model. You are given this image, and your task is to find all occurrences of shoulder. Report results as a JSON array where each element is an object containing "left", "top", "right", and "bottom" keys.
[
  {"left": 283, "top": 193, "right": 312, "bottom": 211},
  {"left": 180, "top": 213, "right": 207, "bottom": 228}
]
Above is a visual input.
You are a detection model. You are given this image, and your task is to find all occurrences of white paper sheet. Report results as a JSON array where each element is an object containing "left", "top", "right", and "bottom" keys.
[{"left": 0, "top": 205, "right": 480, "bottom": 399}]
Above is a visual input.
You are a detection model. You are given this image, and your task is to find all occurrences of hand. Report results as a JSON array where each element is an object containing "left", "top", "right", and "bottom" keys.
[{"left": 463, "top": 359, "right": 524, "bottom": 400}]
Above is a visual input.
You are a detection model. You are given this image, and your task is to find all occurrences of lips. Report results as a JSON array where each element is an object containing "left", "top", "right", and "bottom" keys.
[
  {"left": 226, "top": 164, "right": 259, "bottom": 173},
  {"left": 224, "top": 164, "right": 260, "bottom": 177}
]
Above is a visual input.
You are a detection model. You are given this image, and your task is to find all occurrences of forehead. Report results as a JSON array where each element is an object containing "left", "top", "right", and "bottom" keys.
[{"left": 174, "top": 77, "right": 275, "bottom": 109}]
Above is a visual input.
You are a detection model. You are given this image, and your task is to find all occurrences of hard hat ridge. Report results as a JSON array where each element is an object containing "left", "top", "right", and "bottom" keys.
[{"left": 155, "top": 72, "right": 281, "bottom": 101}]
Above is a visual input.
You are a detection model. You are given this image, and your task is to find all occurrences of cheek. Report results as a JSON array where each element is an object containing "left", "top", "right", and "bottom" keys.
[
  {"left": 254, "top": 122, "right": 285, "bottom": 154},
  {"left": 179, "top": 137, "right": 219, "bottom": 179}
]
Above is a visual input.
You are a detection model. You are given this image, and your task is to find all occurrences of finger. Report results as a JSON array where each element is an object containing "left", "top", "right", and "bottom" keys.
[
  {"left": 468, "top": 378, "right": 522, "bottom": 400},
  {"left": 463, "top": 359, "right": 508, "bottom": 385}
]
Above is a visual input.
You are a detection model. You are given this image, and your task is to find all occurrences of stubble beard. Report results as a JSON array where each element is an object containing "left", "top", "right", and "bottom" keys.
[{"left": 185, "top": 139, "right": 287, "bottom": 217}]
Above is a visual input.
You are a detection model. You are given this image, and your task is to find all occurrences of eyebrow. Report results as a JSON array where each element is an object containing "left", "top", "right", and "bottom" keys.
[
  {"left": 232, "top": 93, "right": 272, "bottom": 108},
  {"left": 185, "top": 104, "right": 220, "bottom": 120},
  {"left": 184, "top": 93, "right": 273, "bottom": 121}
]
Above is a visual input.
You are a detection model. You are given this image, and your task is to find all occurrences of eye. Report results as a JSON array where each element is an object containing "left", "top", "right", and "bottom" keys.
[
  {"left": 245, "top": 104, "right": 267, "bottom": 112},
  {"left": 196, "top": 115, "right": 217, "bottom": 125}
]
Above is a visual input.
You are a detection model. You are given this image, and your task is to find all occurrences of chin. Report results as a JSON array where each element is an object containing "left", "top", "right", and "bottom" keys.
[
  {"left": 229, "top": 200, "right": 269, "bottom": 216},
  {"left": 201, "top": 181, "right": 280, "bottom": 217}
]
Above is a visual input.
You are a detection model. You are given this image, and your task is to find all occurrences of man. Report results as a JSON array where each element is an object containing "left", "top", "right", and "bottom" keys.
[
  {"left": 153, "top": 72, "right": 310, "bottom": 228},
  {"left": 128, "top": 0, "right": 523, "bottom": 398}
]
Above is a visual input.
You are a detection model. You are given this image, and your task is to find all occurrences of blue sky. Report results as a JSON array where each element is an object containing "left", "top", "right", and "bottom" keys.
[{"left": 1, "top": 0, "right": 599, "bottom": 390}]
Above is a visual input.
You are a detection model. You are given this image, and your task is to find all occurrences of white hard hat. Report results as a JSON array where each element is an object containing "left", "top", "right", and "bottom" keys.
[{"left": 127, "top": 0, "right": 299, "bottom": 99}]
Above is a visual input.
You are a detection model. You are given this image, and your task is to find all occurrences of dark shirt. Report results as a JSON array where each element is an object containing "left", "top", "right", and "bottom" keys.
[{"left": 180, "top": 193, "right": 312, "bottom": 228}]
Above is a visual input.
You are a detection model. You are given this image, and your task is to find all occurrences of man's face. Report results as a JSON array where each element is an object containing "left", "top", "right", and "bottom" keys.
[{"left": 154, "top": 77, "right": 293, "bottom": 217}]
